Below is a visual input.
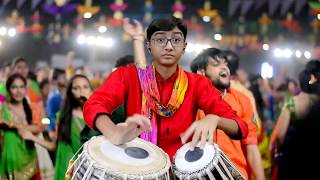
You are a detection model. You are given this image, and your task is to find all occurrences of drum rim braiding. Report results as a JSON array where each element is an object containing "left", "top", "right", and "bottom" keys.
[
  {"left": 73, "top": 136, "right": 172, "bottom": 179},
  {"left": 172, "top": 143, "right": 220, "bottom": 179},
  {"left": 172, "top": 143, "right": 245, "bottom": 180}
]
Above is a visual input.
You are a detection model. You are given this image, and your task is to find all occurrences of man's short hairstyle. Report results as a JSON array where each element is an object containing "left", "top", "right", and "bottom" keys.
[
  {"left": 190, "top": 48, "right": 224, "bottom": 73},
  {"left": 146, "top": 16, "right": 187, "bottom": 41},
  {"left": 11, "top": 57, "right": 28, "bottom": 68},
  {"left": 52, "top": 68, "right": 65, "bottom": 81},
  {"left": 222, "top": 50, "right": 239, "bottom": 76}
]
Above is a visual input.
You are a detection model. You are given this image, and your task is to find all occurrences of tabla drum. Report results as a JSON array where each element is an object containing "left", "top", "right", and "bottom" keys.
[
  {"left": 70, "top": 136, "right": 171, "bottom": 180},
  {"left": 173, "top": 143, "right": 245, "bottom": 180}
]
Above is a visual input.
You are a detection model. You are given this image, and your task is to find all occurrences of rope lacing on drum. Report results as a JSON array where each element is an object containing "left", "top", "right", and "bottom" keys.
[{"left": 173, "top": 144, "right": 238, "bottom": 179}]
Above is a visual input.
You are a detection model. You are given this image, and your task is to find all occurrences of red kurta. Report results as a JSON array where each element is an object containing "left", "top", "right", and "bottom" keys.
[{"left": 84, "top": 65, "right": 248, "bottom": 159}]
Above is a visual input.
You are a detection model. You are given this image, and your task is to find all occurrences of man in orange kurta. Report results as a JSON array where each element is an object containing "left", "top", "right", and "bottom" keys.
[{"left": 192, "top": 48, "right": 264, "bottom": 180}]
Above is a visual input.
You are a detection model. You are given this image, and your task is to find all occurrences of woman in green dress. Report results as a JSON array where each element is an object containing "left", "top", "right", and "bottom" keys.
[
  {"left": 54, "top": 74, "right": 93, "bottom": 180},
  {"left": 0, "top": 73, "right": 42, "bottom": 180}
]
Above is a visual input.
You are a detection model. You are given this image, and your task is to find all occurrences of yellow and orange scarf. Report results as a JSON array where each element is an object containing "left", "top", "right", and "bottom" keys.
[{"left": 137, "top": 64, "right": 188, "bottom": 144}]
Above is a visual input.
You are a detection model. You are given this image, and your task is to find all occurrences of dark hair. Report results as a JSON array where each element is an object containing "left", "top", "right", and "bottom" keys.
[
  {"left": 39, "top": 79, "right": 50, "bottom": 90},
  {"left": 11, "top": 57, "right": 28, "bottom": 69},
  {"left": 115, "top": 55, "right": 134, "bottom": 68},
  {"left": 146, "top": 16, "right": 187, "bottom": 41},
  {"left": 305, "top": 60, "right": 320, "bottom": 79},
  {"left": 6, "top": 73, "right": 32, "bottom": 125},
  {"left": 249, "top": 74, "right": 265, "bottom": 122},
  {"left": 58, "top": 74, "right": 92, "bottom": 144},
  {"left": 222, "top": 50, "right": 239, "bottom": 76},
  {"left": 28, "top": 71, "right": 37, "bottom": 81},
  {"left": 190, "top": 48, "right": 224, "bottom": 73},
  {"left": 298, "top": 60, "right": 320, "bottom": 94},
  {"left": 52, "top": 68, "right": 65, "bottom": 81}
]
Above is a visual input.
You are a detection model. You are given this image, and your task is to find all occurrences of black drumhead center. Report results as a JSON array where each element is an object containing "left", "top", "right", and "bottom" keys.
[
  {"left": 185, "top": 147, "right": 204, "bottom": 162},
  {"left": 125, "top": 146, "right": 149, "bottom": 159}
]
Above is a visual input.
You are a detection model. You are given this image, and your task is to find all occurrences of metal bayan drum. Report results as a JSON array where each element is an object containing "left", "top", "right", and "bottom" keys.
[
  {"left": 70, "top": 136, "right": 171, "bottom": 180},
  {"left": 173, "top": 143, "right": 245, "bottom": 180}
]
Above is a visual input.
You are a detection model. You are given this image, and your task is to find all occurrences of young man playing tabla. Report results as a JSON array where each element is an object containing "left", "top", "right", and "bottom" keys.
[{"left": 83, "top": 16, "right": 248, "bottom": 160}]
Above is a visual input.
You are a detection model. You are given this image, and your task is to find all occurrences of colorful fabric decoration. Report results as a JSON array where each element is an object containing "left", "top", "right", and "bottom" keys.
[
  {"left": 73, "top": 14, "right": 85, "bottom": 34},
  {"left": 172, "top": 0, "right": 185, "bottom": 19},
  {"left": 138, "top": 64, "right": 188, "bottom": 144},
  {"left": 184, "top": 16, "right": 204, "bottom": 32},
  {"left": 31, "top": 0, "right": 42, "bottom": 10},
  {"left": 281, "top": 13, "right": 302, "bottom": 33},
  {"left": 30, "top": 11, "right": 44, "bottom": 38},
  {"left": 309, "top": 1, "right": 320, "bottom": 15},
  {"left": 110, "top": 0, "right": 128, "bottom": 20},
  {"left": 43, "top": 2, "right": 78, "bottom": 15},
  {"left": 77, "top": 0, "right": 100, "bottom": 17},
  {"left": 212, "top": 15, "right": 224, "bottom": 33},
  {"left": 198, "top": 0, "right": 218, "bottom": 19},
  {"left": 258, "top": 13, "right": 272, "bottom": 35},
  {"left": 55, "top": 0, "right": 67, "bottom": 7},
  {"left": 144, "top": 0, "right": 153, "bottom": 23},
  {"left": 5, "top": 10, "right": 24, "bottom": 26}
]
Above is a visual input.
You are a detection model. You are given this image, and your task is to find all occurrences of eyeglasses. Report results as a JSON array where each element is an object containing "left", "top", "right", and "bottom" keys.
[{"left": 151, "top": 37, "right": 185, "bottom": 47}]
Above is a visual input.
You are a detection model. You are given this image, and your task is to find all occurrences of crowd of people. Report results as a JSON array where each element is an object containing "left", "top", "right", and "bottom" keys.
[{"left": 0, "top": 16, "right": 319, "bottom": 180}]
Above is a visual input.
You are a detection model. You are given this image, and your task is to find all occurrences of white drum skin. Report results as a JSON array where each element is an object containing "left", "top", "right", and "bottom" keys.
[{"left": 71, "top": 136, "right": 171, "bottom": 180}]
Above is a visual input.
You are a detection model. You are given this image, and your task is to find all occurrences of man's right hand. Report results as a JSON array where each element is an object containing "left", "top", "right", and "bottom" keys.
[{"left": 106, "top": 114, "right": 151, "bottom": 145}]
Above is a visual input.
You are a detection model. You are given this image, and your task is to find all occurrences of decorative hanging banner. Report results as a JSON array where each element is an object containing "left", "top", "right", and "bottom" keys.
[
  {"left": 2, "top": 0, "right": 11, "bottom": 6},
  {"left": 17, "top": 0, "right": 27, "bottom": 8},
  {"left": 30, "top": 11, "right": 44, "bottom": 38},
  {"left": 74, "top": 14, "right": 85, "bottom": 34},
  {"left": 77, "top": 0, "right": 100, "bottom": 17},
  {"left": 198, "top": 0, "right": 218, "bottom": 19},
  {"left": 46, "top": 0, "right": 54, "bottom": 4},
  {"left": 184, "top": 16, "right": 203, "bottom": 32},
  {"left": 254, "top": 0, "right": 267, "bottom": 11},
  {"left": 108, "top": 0, "right": 128, "bottom": 26},
  {"left": 43, "top": 2, "right": 78, "bottom": 15},
  {"left": 172, "top": 0, "right": 185, "bottom": 19},
  {"left": 241, "top": 0, "right": 254, "bottom": 16},
  {"left": 32, "top": 0, "right": 42, "bottom": 10},
  {"left": 55, "top": 0, "right": 68, "bottom": 7},
  {"left": 268, "top": 0, "right": 281, "bottom": 16},
  {"left": 281, "top": 0, "right": 295, "bottom": 16},
  {"left": 110, "top": 0, "right": 128, "bottom": 20},
  {"left": 281, "top": 13, "right": 302, "bottom": 33},
  {"left": 228, "top": 0, "right": 241, "bottom": 17},
  {"left": 309, "top": 1, "right": 320, "bottom": 15},
  {"left": 258, "top": 13, "right": 272, "bottom": 35},
  {"left": 295, "top": 0, "right": 307, "bottom": 15},
  {"left": 144, "top": 0, "right": 153, "bottom": 23},
  {"left": 220, "top": 35, "right": 259, "bottom": 48},
  {"left": 212, "top": 15, "right": 224, "bottom": 33},
  {"left": 6, "top": 10, "right": 24, "bottom": 26}
]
